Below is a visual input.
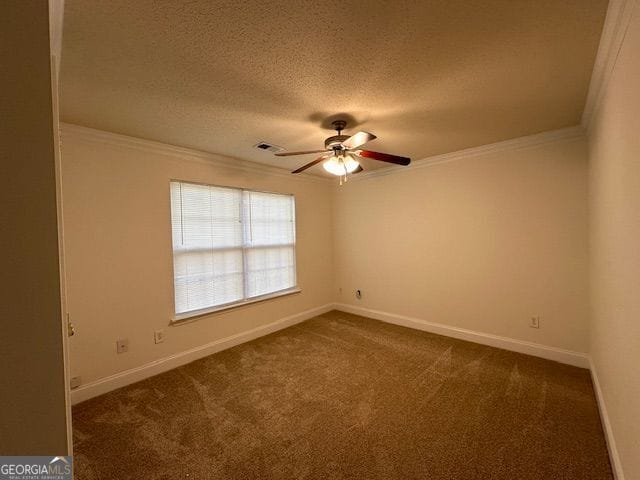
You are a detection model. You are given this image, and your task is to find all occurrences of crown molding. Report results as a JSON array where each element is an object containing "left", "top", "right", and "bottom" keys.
[
  {"left": 581, "top": 0, "right": 638, "bottom": 131},
  {"left": 352, "top": 125, "right": 585, "bottom": 181},
  {"left": 59, "top": 123, "right": 330, "bottom": 184},
  {"left": 60, "top": 123, "right": 585, "bottom": 185}
]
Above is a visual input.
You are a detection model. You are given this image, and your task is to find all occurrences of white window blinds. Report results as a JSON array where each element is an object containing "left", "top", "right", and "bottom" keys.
[{"left": 170, "top": 181, "right": 296, "bottom": 316}]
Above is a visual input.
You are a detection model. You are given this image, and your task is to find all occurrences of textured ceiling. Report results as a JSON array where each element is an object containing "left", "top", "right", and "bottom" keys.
[{"left": 60, "top": 0, "right": 607, "bottom": 176}]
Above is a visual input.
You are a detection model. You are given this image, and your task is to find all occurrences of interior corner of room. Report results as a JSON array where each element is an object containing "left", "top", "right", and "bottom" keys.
[{"left": 2, "top": 0, "right": 639, "bottom": 478}]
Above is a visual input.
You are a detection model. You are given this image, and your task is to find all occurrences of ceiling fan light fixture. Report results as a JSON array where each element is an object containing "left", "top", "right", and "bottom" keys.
[
  {"left": 323, "top": 153, "right": 360, "bottom": 176},
  {"left": 282, "top": 119, "right": 409, "bottom": 175}
]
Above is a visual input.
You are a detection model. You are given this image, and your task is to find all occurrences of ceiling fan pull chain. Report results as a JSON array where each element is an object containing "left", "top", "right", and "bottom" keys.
[{"left": 342, "top": 156, "right": 349, "bottom": 183}]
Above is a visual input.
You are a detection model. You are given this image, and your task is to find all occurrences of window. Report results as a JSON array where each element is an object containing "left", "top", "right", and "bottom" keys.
[{"left": 170, "top": 180, "right": 297, "bottom": 319}]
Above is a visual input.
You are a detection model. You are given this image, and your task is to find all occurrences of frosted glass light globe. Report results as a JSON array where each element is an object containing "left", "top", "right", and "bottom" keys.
[{"left": 323, "top": 154, "right": 360, "bottom": 175}]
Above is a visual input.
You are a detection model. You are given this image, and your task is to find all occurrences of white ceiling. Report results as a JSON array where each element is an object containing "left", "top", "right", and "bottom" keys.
[{"left": 60, "top": 0, "right": 607, "bottom": 176}]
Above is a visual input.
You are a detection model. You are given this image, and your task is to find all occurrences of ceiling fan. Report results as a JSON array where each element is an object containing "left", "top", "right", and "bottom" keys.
[{"left": 275, "top": 120, "right": 411, "bottom": 179}]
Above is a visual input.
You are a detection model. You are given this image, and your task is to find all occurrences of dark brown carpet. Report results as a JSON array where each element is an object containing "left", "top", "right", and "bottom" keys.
[{"left": 73, "top": 311, "right": 612, "bottom": 479}]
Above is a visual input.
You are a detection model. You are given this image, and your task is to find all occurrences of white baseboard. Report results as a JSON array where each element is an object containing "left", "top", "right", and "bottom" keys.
[
  {"left": 72, "top": 302, "right": 590, "bottom": 405},
  {"left": 73, "top": 302, "right": 620, "bottom": 475},
  {"left": 333, "top": 303, "right": 589, "bottom": 368},
  {"left": 71, "top": 303, "right": 334, "bottom": 404},
  {"left": 589, "top": 358, "right": 625, "bottom": 480}
]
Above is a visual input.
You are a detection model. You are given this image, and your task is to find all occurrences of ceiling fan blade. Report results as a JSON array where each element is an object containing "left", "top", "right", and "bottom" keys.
[
  {"left": 356, "top": 150, "right": 411, "bottom": 166},
  {"left": 342, "top": 131, "right": 376, "bottom": 149},
  {"left": 291, "top": 155, "right": 328, "bottom": 174},
  {"left": 275, "top": 149, "right": 329, "bottom": 157},
  {"left": 352, "top": 165, "right": 364, "bottom": 174}
]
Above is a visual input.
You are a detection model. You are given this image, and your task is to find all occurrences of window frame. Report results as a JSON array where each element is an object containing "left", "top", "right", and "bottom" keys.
[{"left": 169, "top": 179, "right": 300, "bottom": 324}]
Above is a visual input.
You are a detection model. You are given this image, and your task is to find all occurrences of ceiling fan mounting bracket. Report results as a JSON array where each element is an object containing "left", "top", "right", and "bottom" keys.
[
  {"left": 331, "top": 119, "right": 347, "bottom": 133},
  {"left": 326, "top": 120, "right": 350, "bottom": 148}
]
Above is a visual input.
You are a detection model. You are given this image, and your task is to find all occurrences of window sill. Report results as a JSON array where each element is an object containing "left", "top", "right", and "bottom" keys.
[{"left": 170, "top": 287, "right": 302, "bottom": 325}]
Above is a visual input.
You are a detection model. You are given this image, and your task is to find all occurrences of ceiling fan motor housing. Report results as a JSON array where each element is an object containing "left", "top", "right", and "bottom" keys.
[{"left": 325, "top": 134, "right": 350, "bottom": 149}]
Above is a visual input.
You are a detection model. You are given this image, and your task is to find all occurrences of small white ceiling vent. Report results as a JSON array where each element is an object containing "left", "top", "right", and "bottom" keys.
[{"left": 253, "top": 142, "right": 283, "bottom": 153}]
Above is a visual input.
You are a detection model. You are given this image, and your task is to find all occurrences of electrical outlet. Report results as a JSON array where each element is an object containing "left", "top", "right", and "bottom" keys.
[
  {"left": 154, "top": 329, "right": 165, "bottom": 344},
  {"left": 116, "top": 338, "right": 129, "bottom": 353},
  {"left": 356, "top": 289, "right": 362, "bottom": 299},
  {"left": 529, "top": 316, "right": 540, "bottom": 329},
  {"left": 70, "top": 376, "right": 82, "bottom": 389}
]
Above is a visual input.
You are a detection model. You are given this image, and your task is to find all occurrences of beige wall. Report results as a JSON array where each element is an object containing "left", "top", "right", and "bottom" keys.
[
  {"left": 588, "top": 6, "right": 640, "bottom": 479},
  {"left": 0, "top": 1, "right": 69, "bottom": 454},
  {"left": 61, "top": 130, "right": 334, "bottom": 386},
  {"left": 333, "top": 138, "right": 590, "bottom": 353}
]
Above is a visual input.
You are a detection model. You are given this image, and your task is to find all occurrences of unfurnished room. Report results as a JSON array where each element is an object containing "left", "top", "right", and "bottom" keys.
[{"left": 1, "top": 0, "right": 639, "bottom": 479}]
